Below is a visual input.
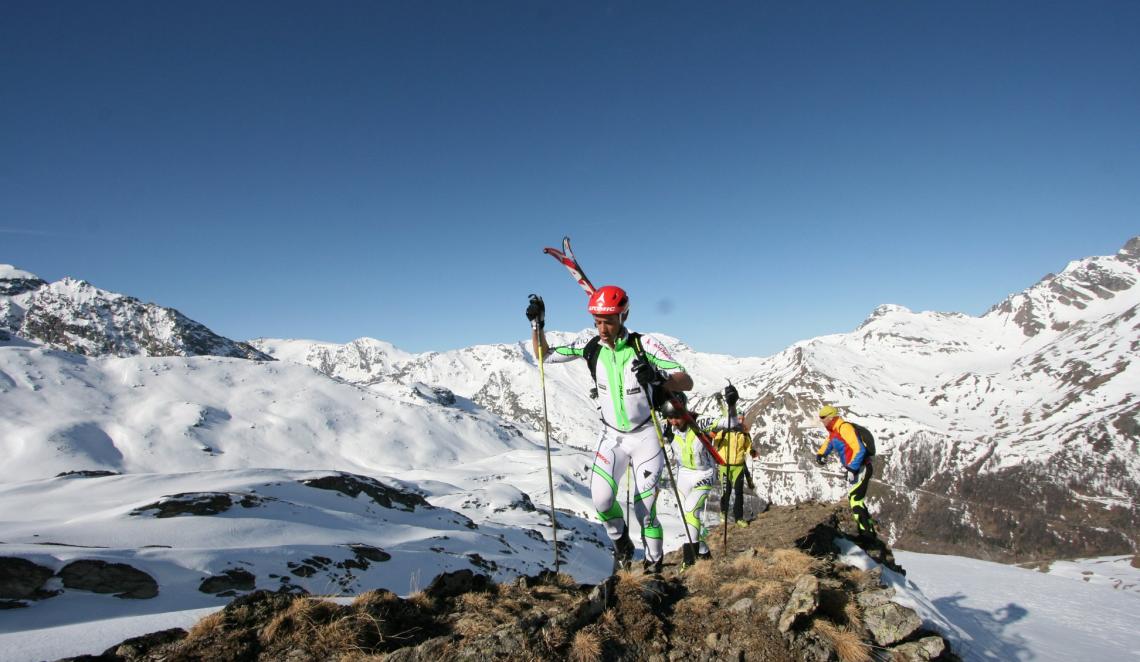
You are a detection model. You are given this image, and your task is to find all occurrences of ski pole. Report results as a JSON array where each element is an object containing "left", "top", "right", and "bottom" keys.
[
  {"left": 626, "top": 466, "right": 631, "bottom": 531},
  {"left": 530, "top": 295, "right": 560, "bottom": 572}
]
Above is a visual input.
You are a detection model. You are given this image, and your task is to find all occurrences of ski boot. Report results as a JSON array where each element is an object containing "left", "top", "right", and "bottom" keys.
[{"left": 612, "top": 529, "right": 635, "bottom": 573}]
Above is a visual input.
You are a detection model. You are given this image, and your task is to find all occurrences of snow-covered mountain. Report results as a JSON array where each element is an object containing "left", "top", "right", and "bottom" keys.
[
  {"left": 253, "top": 237, "right": 1140, "bottom": 563},
  {"left": 0, "top": 265, "right": 270, "bottom": 360}
]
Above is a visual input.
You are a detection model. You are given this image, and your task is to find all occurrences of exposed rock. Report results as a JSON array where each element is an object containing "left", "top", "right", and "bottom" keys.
[
  {"left": 778, "top": 574, "right": 819, "bottom": 632},
  {"left": 55, "top": 470, "right": 120, "bottom": 479},
  {"left": 198, "top": 569, "right": 256, "bottom": 595},
  {"left": 855, "top": 587, "right": 895, "bottom": 608},
  {"left": 890, "top": 635, "right": 947, "bottom": 661},
  {"left": 301, "top": 472, "right": 429, "bottom": 511},
  {"left": 130, "top": 492, "right": 265, "bottom": 518},
  {"left": 424, "top": 569, "right": 491, "bottom": 599},
  {"left": 103, "top": 627, "right": 187, "bottom": 659},
  {"left": 59, "top": 560, "right": 158, "bottom": 599},
  {"left": 863, "top": 601, "right": 924, "bottom": 646},
  {"left": 0, "top": 557, "right": 55, "bottom": 599}
]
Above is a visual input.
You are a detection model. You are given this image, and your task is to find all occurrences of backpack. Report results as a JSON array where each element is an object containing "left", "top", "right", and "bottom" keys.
[{"left": 850, "top": 422, "right": 877, "bottom": 457}]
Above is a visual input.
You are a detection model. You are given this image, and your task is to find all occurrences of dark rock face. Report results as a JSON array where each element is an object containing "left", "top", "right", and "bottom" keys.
[
  {"left": 130, "top": 492, "right": 266, "bottom": 518},
  {"left": 424, "top": 569, "right": 491, "bottom": 599},
  {"left": 59, "top": 560, "right": 158, "bottom": 599},
  {"left": 102, "top": 627, "right": 188, "bottom": 660},
  {"left": 199, "top": 569, "right": 257, "bottom": 596},
  {"left": 56, "top": 470, "right": 121, "bottom": 479},
  {"left": 301, "top": 472, "right": 429, "bottom": 511},
  {"left": 0, "top": 557, "right": 55, "bottom": 599},
  {"left": 0, "top": 275, "right": 47, "bottom": 296}
]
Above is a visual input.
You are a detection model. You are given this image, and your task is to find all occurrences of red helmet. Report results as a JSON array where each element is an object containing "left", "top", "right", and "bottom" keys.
[{"left": 588, "top": 285, "right": 629, "bottom": 316}]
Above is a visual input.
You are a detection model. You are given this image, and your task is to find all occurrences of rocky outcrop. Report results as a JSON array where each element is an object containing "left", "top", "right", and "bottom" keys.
[
  {"left": 198, "top": 569, "right": 257, "bottom": 596},
  {"left": 73, "top": 502, "right": 956, "bottom": 661},
  {"left": 59, "top": 560, "right": 158, "bottom": 599},
  {"left": 0, "top": 557, "right": 55, "bottom": 601},
  {"left": 130, "top": 492, "right": 267, "bottom": 518},
  {"left": 301, "top": 472, "right": 430, "bottom": 512}
]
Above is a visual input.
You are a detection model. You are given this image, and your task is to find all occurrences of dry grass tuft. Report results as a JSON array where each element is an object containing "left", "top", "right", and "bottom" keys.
[
  {"left": 597, "top": 608, "right": 620, "bottom": 634},
  {"left": 352, "top": 589, "right": 399, "bottom": 611},
  {"left": 457, "top": 590, "right": 493, "bottom": 612},
  {"left": 551, "top": 572, "right": 579, "bottom": 589},
  {"left": 185, "top": 610, "right": 226, "bottom": 641},
  {"left": 569, "top": 628, "right": 603, "bottom": 662},
  {"left": 730, "top": 554, "right": 770, "bottom": 577},
  {"left": 256, "top": 597, "right": 381, "bottom": 658},
  {"left": 813, "top": 619, "right": 871, "bottom": 662},
  {"left": 681, "top": 558, "right": 721, "bottom": 592},
  {"left": 770, "top": 548, "right": 817, "bottom": 580},
  {"left": 453, "top": 614, "right": 494, "bottom": 639},
  {"left": 844, "top": 599, "right": 863, "bottom": 631},
  {"left": 675, "top": 594, "right": 714, "bottom": 618},
  {"left": 722, "top": 578, "right": 769, "bottom": 601},
  {"left": 406, "top": 590, "right": 436, "bottom": 612},
  {"left": 614, "top": 568, "right": 655, "bottom": 594}
]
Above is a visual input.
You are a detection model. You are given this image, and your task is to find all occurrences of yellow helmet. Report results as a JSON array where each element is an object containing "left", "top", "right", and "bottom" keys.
[{"left": 818, "top": 405, "right": 839, "bottom": 420}]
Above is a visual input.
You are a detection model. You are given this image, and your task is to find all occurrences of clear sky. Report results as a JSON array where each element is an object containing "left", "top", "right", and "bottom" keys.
[{"left": 3, "top": 1, "right": 1137, "bottom": 357}]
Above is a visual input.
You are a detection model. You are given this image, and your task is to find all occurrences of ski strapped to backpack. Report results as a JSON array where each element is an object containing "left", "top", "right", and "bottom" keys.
[{"left": 850, "top": 422, "right": 877, "bottom": 457}]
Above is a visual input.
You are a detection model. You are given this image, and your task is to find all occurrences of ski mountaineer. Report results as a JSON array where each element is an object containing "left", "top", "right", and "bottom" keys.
[
  {"left": 716, "top": 385, "right": 753, "bottom": 527},
  {"left": 815, "top": 405, "right": 878, "bottom": 541},
  {"left": 527, "top": 285, "right": 694, "bottom": 573},
  {"left": 661, "top": 393, "right": 715, "bottom": 567}
]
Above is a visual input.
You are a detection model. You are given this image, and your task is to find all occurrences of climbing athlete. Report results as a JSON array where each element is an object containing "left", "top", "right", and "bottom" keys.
[
  {"left": 815, "top": 405, "right": 878, "bottom": 541},
  {"left": 716, "top": 385, "right": 753, "bottom": 527},
  {"left": 528, "top": 286, "right": 693, "bottom": 573},
  {"left": 661, "top": 393, "right": 716, "bottom": 567}
]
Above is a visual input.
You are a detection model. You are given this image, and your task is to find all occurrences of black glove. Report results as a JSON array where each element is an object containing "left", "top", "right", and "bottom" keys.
[
  {"left": 661, "top": 425, "right": 675, "bottom": 443},
  {"left": 526, "top": 294, "right": 545, "bottom": 329},
  {"left": 632, "top": 358, "right": 666, "bottom": 388},
  {"left": 815, "top": 454, "right": 826, "bottom": 466},
  {"left": 724, "top": 383, "right": 739, "bottom": 408}
]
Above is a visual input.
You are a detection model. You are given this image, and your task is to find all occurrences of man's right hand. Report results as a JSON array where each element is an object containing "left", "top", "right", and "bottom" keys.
[
  {"left": 815, "top": 454, "right": 826, "bottom": 466},
  {"left": 526, "top": 294, "right": 545, "bottom": 329},
  {"left": 724, "top": 383, "right": 739, "bottom": 407}
]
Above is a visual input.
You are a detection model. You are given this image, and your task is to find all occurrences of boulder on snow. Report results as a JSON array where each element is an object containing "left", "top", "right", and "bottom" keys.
[
  {"left": 199, "top": 569, "right": 257, "bottom": 596},
  {"left": 301, "top": 472, "right": 429, "bottom": 512},
  {"left": 130, "top": 492, "right": 266, "bottom": 518},
  {"left": 0, "top": 557, "right": 55, "bottom": 599},
  {"left": 59, "top": 559, "right": 158, "bottom": 599}
]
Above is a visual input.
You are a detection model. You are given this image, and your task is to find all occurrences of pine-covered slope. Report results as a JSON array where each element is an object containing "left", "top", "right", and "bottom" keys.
[{"left": 0, "top": 265, "right": 270, "bottom": 360}]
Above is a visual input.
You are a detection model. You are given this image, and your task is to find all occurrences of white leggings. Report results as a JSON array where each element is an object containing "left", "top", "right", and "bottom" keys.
[{"left": 590, "top": 424, "right": 665, "bottom": 562}]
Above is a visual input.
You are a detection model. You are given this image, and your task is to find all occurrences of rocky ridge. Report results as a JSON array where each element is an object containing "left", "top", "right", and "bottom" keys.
[
  {"left": 0, "top": 266, "right": 270, "bottom": 360},
  {"left": 59, "top": 503, "right": 955, "bottom": 662}
]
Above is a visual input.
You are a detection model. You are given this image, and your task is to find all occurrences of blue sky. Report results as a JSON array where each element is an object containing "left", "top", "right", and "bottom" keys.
[{"left": 3, "top": 1, "right": 1137, "bottom": 356}]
